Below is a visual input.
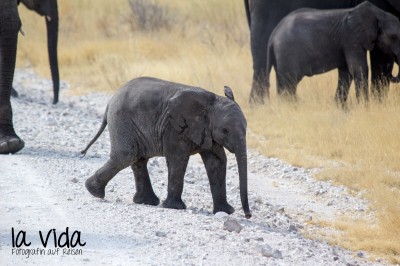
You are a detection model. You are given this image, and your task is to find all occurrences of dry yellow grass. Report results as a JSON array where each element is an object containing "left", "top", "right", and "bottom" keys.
[{"left": 16, "top": 0, "right": 400, "bottom": 263}]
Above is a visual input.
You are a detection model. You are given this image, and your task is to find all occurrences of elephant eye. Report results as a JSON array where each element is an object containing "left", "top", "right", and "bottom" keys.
[{"left": 222, "top": 128, "right": 229, "bottom": 134}]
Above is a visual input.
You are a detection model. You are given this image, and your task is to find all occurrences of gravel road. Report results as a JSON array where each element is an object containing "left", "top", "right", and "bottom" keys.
[{"left": 0, "top": 69, "right": 385, "bottom": 265}]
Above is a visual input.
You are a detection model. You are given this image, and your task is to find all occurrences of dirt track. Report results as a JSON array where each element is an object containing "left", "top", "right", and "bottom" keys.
[{"left": 0, "top": 69, "right": 383, "bottom": 265}]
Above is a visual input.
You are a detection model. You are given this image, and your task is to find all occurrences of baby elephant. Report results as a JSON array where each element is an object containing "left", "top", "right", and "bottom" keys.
[
  {"left": 265, "top": 2, "right": 400, "bottom": 104},
  {"left": 81, "top": 77, "right": 251, "bottom": 219}
]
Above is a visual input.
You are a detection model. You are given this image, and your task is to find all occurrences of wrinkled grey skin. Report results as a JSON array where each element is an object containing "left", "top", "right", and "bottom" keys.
[
  {"left": 245, "top": 0, "right": 400, "bottom": 104},
  {"left": 81, "top": 77, "right": 252, "bottom": 219},
  {"left": 0, "top": 0, "right": 59, "bottom": 154},
  {"left": 15, "top": 0, "right": 60, "bottom": 104},
  {"left": 0, "top": 0, "right": 24, "bottom": 154},
  {"left": 265, "top": 2, "right": 400, "bottom": 105}
]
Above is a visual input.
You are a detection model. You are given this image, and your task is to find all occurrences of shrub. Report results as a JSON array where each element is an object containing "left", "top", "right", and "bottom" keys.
[{"left": 127, "top": 0, "right": 176, "bottom": 32}]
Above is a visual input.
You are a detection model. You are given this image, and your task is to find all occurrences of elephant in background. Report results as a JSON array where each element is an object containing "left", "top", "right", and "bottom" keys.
[
  {"left": 265, "top": 3, "right": 400, "bottom": 104},
  {"left": 245, "top": 0, "right": 400, "bottom": 104},
  {"left": 81, "top": 77, "right": 252, "bottom": 219},
  {"left": 16, "top": 0, "right": 60, "bottom": 104}
]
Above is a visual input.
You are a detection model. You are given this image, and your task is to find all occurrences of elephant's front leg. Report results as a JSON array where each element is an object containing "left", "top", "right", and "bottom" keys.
[
  {"left": 353, "top": 68, "right": 369, "bottom": 103},
  {"left": 0, "top": 12, "right": 24, "bottom": 154},
  {"left": 347, "top": 54, "right": 369, "bottom": 103},
  {"left": 162, "top": 142, "right": 190, "bottom": 210},
  {"left": 335, "top": 67, "right": 352, "bottom": 107},
  {"left": 200, "top": 145, "right": 234, "bottom": 215},
  {"left": 370, "top": 48, "right": 393, "bottom": 100},
  {"left": 132, "top": 158, "right": 160, "bottom": 206}
]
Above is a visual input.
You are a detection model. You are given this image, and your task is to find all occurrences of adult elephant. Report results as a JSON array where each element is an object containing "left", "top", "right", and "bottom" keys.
[
  {"left": 245, "top": 0, "right": 400, "bottom": 104},
  {"left": 0, "top": 0, "right": 59, "bottom": 155},
  {"left": 17, "top": 0, "right": 60, "bottom": 104}
]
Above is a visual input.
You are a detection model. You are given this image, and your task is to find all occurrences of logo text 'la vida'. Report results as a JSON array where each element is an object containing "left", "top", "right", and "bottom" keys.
[{"left": 11, "top": 227, "right": 86, "bottom": 248}]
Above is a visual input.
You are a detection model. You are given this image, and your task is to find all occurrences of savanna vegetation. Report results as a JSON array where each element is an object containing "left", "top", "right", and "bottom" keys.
[{"left": 16, "top": 0, "right": 400, "bottom": 263}]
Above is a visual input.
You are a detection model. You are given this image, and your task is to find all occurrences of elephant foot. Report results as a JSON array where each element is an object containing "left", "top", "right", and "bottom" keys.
[
  {"left": 133, "top": 191, "right": 160, "bottom": 206},
  {"left": 0, "top": 128, "right": 24, "bottom": 154},
  {"left": 162, "top": 196, "right": 186, "bottom": 210},
  {"left": 85, "top": 176, "right": 106, "bottom": 198},
  {"left": 213, "top": 202, "right": 235, "bottom": 215}
]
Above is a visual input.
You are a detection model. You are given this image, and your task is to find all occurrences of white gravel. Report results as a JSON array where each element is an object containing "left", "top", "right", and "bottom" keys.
[{"left": 0, "top": 69, "right": 386, "bottom": 265}]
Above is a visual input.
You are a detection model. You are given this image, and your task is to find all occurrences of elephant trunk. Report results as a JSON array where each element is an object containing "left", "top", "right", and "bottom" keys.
[
  {"left": 46, "top": 0, "right": 59, "bottom": 104},
  {"left": 0, "top": 15, "right": 21, "bottom": 124},
  {"left": 235, "top": 140, "right": 252, "bottom": 219}
]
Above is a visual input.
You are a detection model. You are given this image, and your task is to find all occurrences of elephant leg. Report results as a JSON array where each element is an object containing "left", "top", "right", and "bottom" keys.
[
  {"left": 200, "top": 145, "right": 234, "bottom": 215},
  {"left": 352, "top": 61, "right": 369, "bottom": 104},
  {"left": 0, "top": 9, "right": 24, "bottom": 154},
  {"left": 249, "top": 72, "right": 268, "bottom": 105},
  {"left": 162, "top": 147, "right": 190, "bottom": 210},
  {"left": 346, "top": 54, "right": 369, "bottom": 104},
  {"left": 85, "top": 158, "right": 130, "bottom": 199},
  {"left": 131, "top": 158, "right": 160, "bottom": 206},
  {"left": 276, "top": 72, "right": 298, "bottom": 101},
  {"left": 335, "top": 67, "right": 352, "bottom": 107},
  {"left": 370, "top": 49, "right": 393, "bottom": 101},
  {"left": 249, "top": 18, "right": 271, "bottom": 105},
  {"left": 353, "top": 69, "right": 369, "bottom": 104}
]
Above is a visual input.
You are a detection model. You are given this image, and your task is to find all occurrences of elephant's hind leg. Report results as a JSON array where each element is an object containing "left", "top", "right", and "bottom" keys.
[
  {"left": 85, "top": 158, "right": 129, "bottom": 198},
  {"left": 200, "top": 146, "right": 234, "bottom": 215},
  {"left": 276, "top": 72, "right": 299, "bottom": 101},
  {"left": 370, "top": 49, "right": 392, "bottom": 101},
  {"left": 132, "top": 159, "right": 160, "bottom": 206}
]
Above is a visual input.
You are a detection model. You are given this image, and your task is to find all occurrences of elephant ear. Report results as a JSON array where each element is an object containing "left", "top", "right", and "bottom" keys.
[
  {"left": 224, "top": 86, "right": 235, "bottom": 101},
  {"left": 348, "top": 2, "right": 378, "bottom": 50},
  {"left": 167, "top": 89, "right": 214, "bottom": 149}
]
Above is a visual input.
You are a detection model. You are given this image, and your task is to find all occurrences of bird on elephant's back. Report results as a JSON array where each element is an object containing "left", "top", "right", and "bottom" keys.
[
  {"left": 245, "top": 0, "right": 400, "bottom": 104},
  {"left": 81, "top": 77, "right": 252, "bottom": 219}
]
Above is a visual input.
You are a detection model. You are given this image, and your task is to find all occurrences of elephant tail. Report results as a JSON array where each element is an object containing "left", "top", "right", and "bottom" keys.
[
  {"left": 244, "top": 0, "right": 251, "bottom": 28},
  {"left": 80, "top": 106, "right": 108, "bottom": 157},
  {"left": 265, "top": 42, "right": 275, "bottom": 90}
]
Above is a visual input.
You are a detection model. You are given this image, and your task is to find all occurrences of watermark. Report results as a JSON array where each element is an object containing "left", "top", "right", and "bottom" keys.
[{"left": 10, "top": 227, "right": 86, "bottom": 258}]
